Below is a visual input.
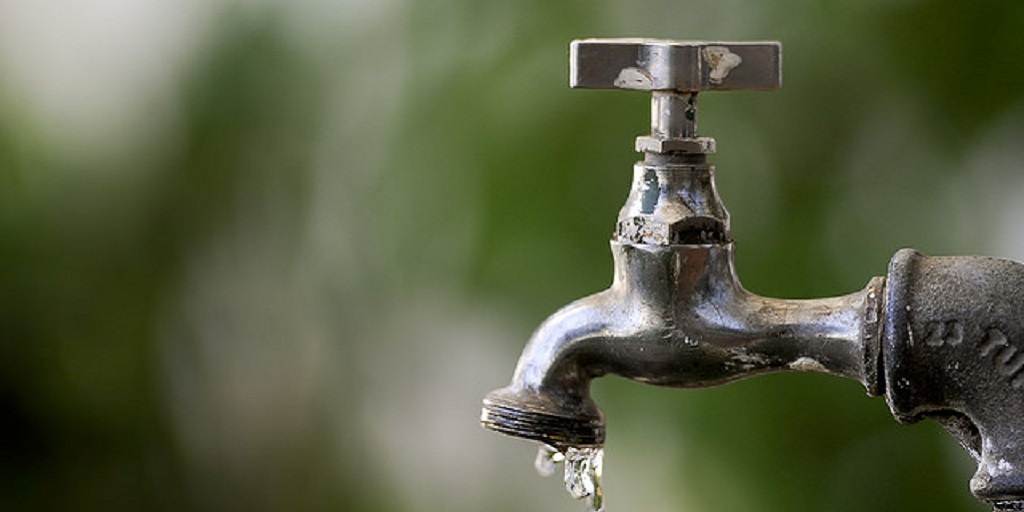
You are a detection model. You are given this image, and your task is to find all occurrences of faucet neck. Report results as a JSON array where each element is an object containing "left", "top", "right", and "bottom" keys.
[{"left": 609, "top": 242, "right": 741, "bottom": 304}]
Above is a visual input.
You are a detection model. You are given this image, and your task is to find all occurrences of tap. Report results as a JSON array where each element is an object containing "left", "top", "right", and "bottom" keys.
[{"left": 481, "top": 39, "right": 1024, "bottom": 510}]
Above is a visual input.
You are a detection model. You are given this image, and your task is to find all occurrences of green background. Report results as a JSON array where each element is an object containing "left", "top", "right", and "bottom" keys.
[{"left": 2, "top": 0, "right": 1023, "bottom": 511}]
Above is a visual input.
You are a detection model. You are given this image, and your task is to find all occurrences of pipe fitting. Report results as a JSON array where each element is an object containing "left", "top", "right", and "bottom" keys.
[{"left": 883, "top": 249, "right": 1024, "bottom": 503}]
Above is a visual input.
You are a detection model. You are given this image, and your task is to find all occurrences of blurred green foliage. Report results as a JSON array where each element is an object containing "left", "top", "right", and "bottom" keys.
[{"left": 1, "top": 0, "right": 1023, "bottom": 511}]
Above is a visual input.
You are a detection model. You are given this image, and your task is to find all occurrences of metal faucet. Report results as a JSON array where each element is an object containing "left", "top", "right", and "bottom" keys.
[{"left": 480, "top": 38, "right": 1024, "bottom": 511}]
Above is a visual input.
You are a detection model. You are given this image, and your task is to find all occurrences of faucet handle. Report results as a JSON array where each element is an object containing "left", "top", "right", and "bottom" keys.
[
  {"left": 570, "top": 39, "right": 781, "bottom": 92},
  {"left": 571, "top": 39, "right": 781, "bottom": 153}
]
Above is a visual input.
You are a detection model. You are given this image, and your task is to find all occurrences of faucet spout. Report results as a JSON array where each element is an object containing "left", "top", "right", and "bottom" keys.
[
  {"left": 479, "top": 287, "right": 628, "bottom": 449},
  {"left": 482, "top": 239, "right": 885, "bottom": 449}
]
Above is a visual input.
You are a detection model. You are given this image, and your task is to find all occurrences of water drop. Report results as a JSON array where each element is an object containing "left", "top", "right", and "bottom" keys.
[
  {"left": 565, "top": 446, "right": 604, "bottom": 512},
  {"left": 535, "top": 443, "right": 564, "bottom": 477},
  {"left": 533, "top": 443, "right": 605, "bottom": 512}
]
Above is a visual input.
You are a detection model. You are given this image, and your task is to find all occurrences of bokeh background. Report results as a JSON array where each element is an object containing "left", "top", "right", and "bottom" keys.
[{"left": 2, "top": 0, "right": 1023, "bottom": 511}]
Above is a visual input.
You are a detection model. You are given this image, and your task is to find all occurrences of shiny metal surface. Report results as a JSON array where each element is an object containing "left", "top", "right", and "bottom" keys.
[
  {"left": 482, "top": 142, "right": 884, "bottom": 450},
  {"left": 482, "top": 241, "right": 883, "bottom": 449},
  {"left": 482, "top": 37, "right": 1024, "bottom": 510},
  {"left": 615, "top": 160, "right": 729, "bottom": 245},
  {"left": 572, "top": 39, "right": 780, "bottom": 158},
  {"left": 651, "top": 91, "right": 697, "bottom": 138},
  {"left": 569, "top": 39, "right": 781, "bottom": 92}
]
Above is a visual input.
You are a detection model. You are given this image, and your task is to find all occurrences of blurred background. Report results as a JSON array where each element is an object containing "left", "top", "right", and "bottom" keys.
[{"left": 1, "top": 0, "right": 1023, "bottom": 511}]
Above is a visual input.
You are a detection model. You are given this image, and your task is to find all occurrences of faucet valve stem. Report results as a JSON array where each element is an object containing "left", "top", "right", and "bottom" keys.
[{"left": 652, "top": 90, "right": 698, "bottom": 139}]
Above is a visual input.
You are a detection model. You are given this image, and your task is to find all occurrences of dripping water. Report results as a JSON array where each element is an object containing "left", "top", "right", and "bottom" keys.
[{"left": 535, "top": 444, "right": 605, "bottom": 512}]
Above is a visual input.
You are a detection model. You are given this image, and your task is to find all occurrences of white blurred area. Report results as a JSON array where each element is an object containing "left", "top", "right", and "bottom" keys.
[
  {"left": 0, "top": 0, "right": 209, "bottom": 162},
  {"left": 2, "top": 1, "right": 1021, "bottom": 512}
]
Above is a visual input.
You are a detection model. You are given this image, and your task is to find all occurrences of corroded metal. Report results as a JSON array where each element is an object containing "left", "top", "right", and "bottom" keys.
[
  {"left": 569, "top": 39, "right": 781, "bottom": 92},
  {"left": 884, "top": 250, "right": 1024, "bottom": 505},
  {"left": 482, "top": 240, "right": 884, "bottom": 448},
  {"left": 571, "top": 39, "right": 781, "bottom": 159},
  {"left": 482, "top": 37, "right": 1024, "bottom": 510}
]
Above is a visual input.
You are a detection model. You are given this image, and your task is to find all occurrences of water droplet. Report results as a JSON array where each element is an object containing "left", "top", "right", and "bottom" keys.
[
  {"left": 533, "top": 444, "right": 605, "bottom": 512},
  {"left": 535, "top": 443, "right": 564, "bottom": 477},
  {"left": 564, "top": 447, "right": 603, "bottom": 507}
]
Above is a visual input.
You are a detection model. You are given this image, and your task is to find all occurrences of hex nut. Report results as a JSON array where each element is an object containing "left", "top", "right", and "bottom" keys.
[
  {"left": 617, "top": 215, "right": 729, "bottom": 246},
  {"left": 635, "top": 136, "right": 716, "bottom": 154}
]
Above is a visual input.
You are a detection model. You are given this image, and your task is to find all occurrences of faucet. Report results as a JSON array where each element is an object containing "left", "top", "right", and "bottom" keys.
[{"left": 480, "top": 38, "right": 1024, "bottom": 511}]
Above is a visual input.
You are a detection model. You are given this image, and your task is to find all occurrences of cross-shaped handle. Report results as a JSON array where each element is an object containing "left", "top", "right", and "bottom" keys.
[
  {"left": 570, "top": 39, "right": 781, "bottom": 153},
  {"left": 571, "top": 39, "right": 781, "bottom": 92}
]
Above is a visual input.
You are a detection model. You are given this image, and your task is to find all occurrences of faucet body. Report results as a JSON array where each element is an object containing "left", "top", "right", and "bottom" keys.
[
  {"left": 483, "top": 158, "right": 883, "bottom": 448},
  {"left": 481, "top": 38, "right": 1024, "bottom": 509}
]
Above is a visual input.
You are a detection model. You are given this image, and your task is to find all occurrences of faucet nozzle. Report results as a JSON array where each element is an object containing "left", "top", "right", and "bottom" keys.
[{"left": 481, "top": 390, "right": 605, "bottom": 450}]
